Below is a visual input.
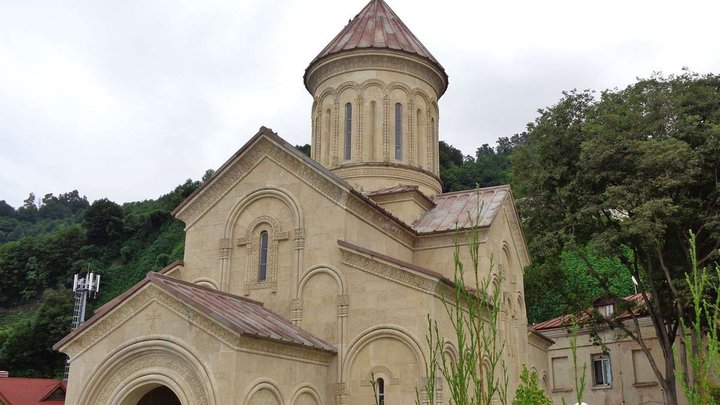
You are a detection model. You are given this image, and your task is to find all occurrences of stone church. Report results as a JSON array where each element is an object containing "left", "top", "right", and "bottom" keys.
[{"left": 55, "top": 1, "right": 536, "bottom": 404}]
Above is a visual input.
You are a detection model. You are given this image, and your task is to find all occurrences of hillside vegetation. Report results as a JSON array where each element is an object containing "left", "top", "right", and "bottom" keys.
[{"left": 0, "top": 179, "right": 200, "bottom": 378}]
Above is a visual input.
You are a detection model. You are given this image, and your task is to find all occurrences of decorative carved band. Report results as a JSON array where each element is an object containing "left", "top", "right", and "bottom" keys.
[
  {"left": 306, "top": 51, "right": 447, "bottom": 98},
  {"left": 331, "top": 164, "right": 441, "bottom": 195},
  {"left": 291, "top": 298, "right": 303, "bottom": 322},
  {"left": 339, "top": 249, "right": 440, "bottom": 296},
  {"left": 337, "top": 294, "right": 349, "bottom": 317},
  {"left": 94, "top": 352, "right": 209, "bottom": 405},
  {"left": 219, "top": 238, "right": 231, "bottom": 259}
]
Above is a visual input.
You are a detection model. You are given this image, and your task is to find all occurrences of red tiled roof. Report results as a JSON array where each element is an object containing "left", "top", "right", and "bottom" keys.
[
  {"left": 413, "top": 186, "right": 510, "bottom": 233},
  {"left": 310, "top": 0, "right": 444, "bottom": 70},
  {"left": 55, "top": 272, "right": 336, "bottom": 354},
  {"left": 532, "top": 293, "right": 648, "bottom": 331},
  {"left": 0, "top": 378, "right": 65, "bottom": 405}
]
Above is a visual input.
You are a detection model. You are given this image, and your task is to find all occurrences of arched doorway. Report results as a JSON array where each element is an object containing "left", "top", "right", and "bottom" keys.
[{"left": 136, "top": 386, "right": 181, "bottom": 405}]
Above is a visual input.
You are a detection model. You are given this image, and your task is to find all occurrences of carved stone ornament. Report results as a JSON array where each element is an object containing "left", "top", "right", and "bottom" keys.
[
  {"left": 336, "top": 294, "right": 349, "bottom": 317},
  {"left": 218, "top": 238, "right": 231, "bottom": 259},
  {"left": 243, "top": 216, "right": 288, "bottom": 294},
  {"left": 94, "top": 352, "right": 209, "bottom": 405},
  {"left": 339, "top": 248, "right": 440, "bottom": 296},
  {"left": 331, "top": 165, "right": 441, "bottom": 195},
  {"left": 305, "top": 51, "right": 447, "bottom": 99}
]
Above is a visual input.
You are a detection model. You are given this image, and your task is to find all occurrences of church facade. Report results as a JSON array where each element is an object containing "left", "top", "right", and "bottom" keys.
[{"left": 54, "top": 1, "right": 537, "bottom": 404}]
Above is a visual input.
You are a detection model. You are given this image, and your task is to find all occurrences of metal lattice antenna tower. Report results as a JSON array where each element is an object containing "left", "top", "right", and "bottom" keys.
[{"left": 63, "top": 271, "right": 100, "bottom": 381}]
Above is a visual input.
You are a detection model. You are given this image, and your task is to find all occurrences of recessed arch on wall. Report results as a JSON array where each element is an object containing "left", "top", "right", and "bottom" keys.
[
  {"left": 220, "top": 187, "right": 304, "bottom": 292},
  {"left": 316, "top": 87, "right": 338, "bottom": 106},
  {"left": 412, "top": 88, "right": 431, "bottom": 106},
  {"left": 224, "top": 187, "right": 304, "bottom": 238},
  {"left": 76, "top": 336, "right": 217, "bottom": 405},
  {"left": 297, "top": 264, "right": 347, "bottom": 300},
  {"left": 336, "top": 82, "right": 360, "bottom": 98},
  {"left": 364, "top": 365, "right": 396, "bottom": 383},
  {"left": 360, "top": 79, "right": 388, "bottom": 97},
  {"left": 342, "top": 324, "right": 426, "bottom": 382},
  {"left": 289, "top": 383, "right": 323, "bottom": 405},
  {"left": 242, "top": 378, "right": 284, "bottom": 405},
  {"left": 191, "top": 277, "right": 219, "bottom": 290},
  {"left": 386, "top": 81, "right": 412, "bottom": 99},
  {"left": 442, "top": 340, "right": 458, "bottom": 367}
]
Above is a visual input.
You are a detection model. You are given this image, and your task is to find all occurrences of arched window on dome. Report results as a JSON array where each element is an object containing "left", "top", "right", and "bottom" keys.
[
  {"left": 258, "top": 230, "right": 268, "bottom": 282},
  {"left": 395, "top": 103, "right": 403, "bottom": 160},
  {"left": 344, "top": 102, "right": 352, "bottom": 160},
  {"left": 431, "top": 117, "right": 436, "bottom": 171}
]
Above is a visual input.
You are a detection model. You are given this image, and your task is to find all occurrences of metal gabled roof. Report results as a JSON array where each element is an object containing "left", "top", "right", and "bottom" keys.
[
  {"left": 55, "top": 271, "right": 336, "bottom": 354},
  {"left": 412, "top": 185, "right": 510, "bottom": 233}
]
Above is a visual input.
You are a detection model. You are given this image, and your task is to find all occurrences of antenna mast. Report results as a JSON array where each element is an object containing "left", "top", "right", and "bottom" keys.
[{"left": 63, "top": 271, "right": 100, "bottom": 381}]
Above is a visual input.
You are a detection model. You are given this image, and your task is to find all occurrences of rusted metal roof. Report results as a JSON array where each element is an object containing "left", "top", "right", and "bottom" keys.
[
  {"left": 149, "top": 273, "right": 336, "bottom": 353},
  {"left": 412, "top": 186, "right": 510, "bottom": 233},
  {"left": 310, "top": 0, "right": 444, "bottom": 69},
  {"left": 55, "top": 271, "right": 335, "bottom": 354},
  {"left": 532, "top": 293, "right": 648, "bottom": 331}
]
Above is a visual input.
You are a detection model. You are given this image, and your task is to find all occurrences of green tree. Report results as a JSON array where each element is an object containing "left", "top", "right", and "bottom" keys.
[
  {"left": 15, "top": 193, "right": 38, "bottom": 222},
  {"left": 295, "top": 144, "right": 311, "bottom": 157},
  {"left": 0, "top": 200, "right": 14, "bottom": 217},
  {"left": 439, "top": 141, "right": 464, "bottom": 169},
  {"left": 512, "top": 365, "right": 551, "bottom": 405},
  {"left": 83, "top": 198, "right": 125, "bottom": 245},
  {"left": 0, "top": 288, "right": 73, "bottom": 378},
  {"left": 512, "top": 72, "right": 720, "bottom": 405}
]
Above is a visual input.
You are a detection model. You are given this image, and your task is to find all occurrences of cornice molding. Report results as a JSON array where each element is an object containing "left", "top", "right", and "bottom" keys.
[
  {"left": 305, "top": 50, "right": 447, "bottom": 98},
  {"left": 339, "top": 246, "right": 450, "bottom": 298}
]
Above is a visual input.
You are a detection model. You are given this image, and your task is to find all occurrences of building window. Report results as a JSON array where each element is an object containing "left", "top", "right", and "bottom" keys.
[
  {"left": 431, "top": 117, "right": 435, "bottom": 170},
  {"left": 258, "top": 230, "right": 268, "bottom": 282},
  {"left": 551, "top": 356, "right": 569, "bottom": 390},
  {"left": 376, "top": 377, "right": 385, "bottom": 405},
  {"left": 344, "top": 103, "right": 352, "bottom": 160},
  {"left": 592, "top": 354, "right": 612, "bottom": 387},
  {"left": 395, "top": 103, "right": 402, "bottom": 160},
  {"left": 602, "top": 304, "right": 614, "bottom": 317}
]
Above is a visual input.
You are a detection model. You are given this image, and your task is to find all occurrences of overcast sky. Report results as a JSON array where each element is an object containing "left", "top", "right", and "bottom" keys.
[{"left": 2, "top": 0, "right": 719, "bottom": 208}]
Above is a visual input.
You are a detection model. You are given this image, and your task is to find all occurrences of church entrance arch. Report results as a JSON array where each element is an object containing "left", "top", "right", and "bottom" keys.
[
  {"left": 76, "top": 338, "right": 217, "bottom": 405},
  {"left": 137, "top": 386, "right": 181, "bottom": 405},
  {"left": 121, "top": 384, "right": 182, "bottom": 405}
]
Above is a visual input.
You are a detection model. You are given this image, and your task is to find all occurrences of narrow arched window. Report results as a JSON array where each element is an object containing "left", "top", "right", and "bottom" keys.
[
  {"left": 395, "top": 103, "right": 402, "bottom": 160},
  {"left": 376, "top": 378, "right": 385, "bottom": 405},
  {"left": 431, "top": 117, "right": 436, "bottom": 171},
  {"left": 344, "top": 103, "right": 352, "bottom": 160},
  {"left": 258, "top": 231, "right": 268, "bottom": 282}
]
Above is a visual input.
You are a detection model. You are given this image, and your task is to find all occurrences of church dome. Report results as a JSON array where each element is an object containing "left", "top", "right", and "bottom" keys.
[
  {"left": 306, "top": 0, "right": 447, "bottom": 93},
  {"left": 304, "top": 0, "right": 448, "bottom": 198}
]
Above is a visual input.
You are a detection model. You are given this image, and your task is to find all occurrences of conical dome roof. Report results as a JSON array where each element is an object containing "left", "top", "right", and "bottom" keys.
[{"left": 309, "top": 0, "right": 446, "bottom": 73}]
